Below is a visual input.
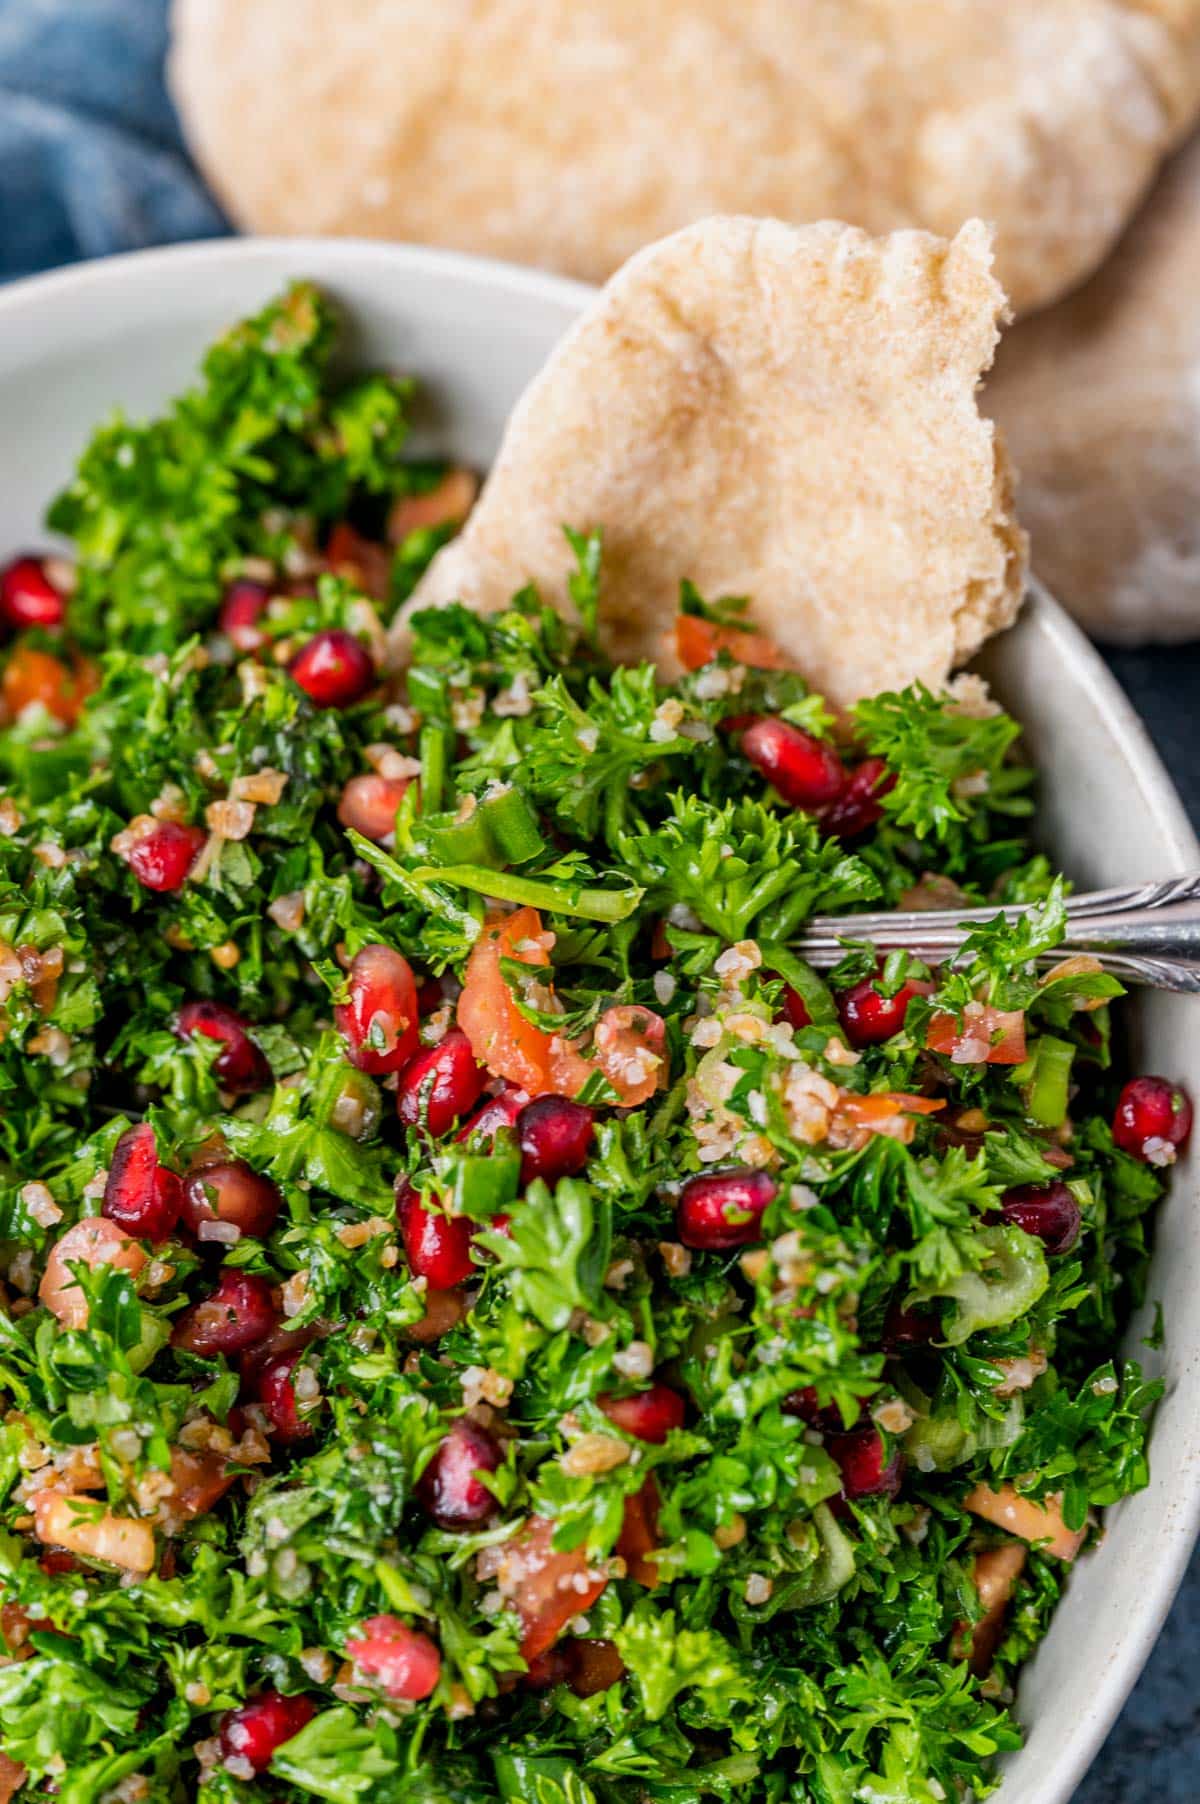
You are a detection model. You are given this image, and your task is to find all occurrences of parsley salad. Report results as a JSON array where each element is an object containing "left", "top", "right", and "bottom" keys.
[{"left": 0, "top": 284, "right": 1189, "bottom": 1804}]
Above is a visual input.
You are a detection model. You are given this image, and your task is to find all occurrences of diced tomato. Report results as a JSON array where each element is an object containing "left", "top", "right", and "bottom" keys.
[
  {"left": 325, "top": 522, "right": 392, "bottom": 602},
  {"left": 616, "top": 1479, "right": 662, "bottom": 1588},
  {"left": 963, "top": 1483, "right": 1085, "bottom": 1562},
  {"left": 674, "top": 614, "right": 791, "bottom": 673},
  {"left": 457, "top": 909, "right": 558, "bottom": 1094},
  {"left": 591, "top": 1005, "right": 667, "bottom": 1106},
  {"left": 926, "top": 1005, "right": 1027, "bottom": 1066},
  {"left": 507, "top": 1517, "right": 610, "bottom": 1661},
  {"left": 387, "top": 469, "right": 479, "bottom": 543},
  {"left": 2, "top": 645, "right": 97, "bottom": 725},
  {"left": 831, "top": 1090, "right": 944, "bottom": 1148},
  {"left": 955, "top": 1543, "right": 1027, "bottom": 1675},
  {"left": 167, "top": 1446, "right": 235, "bottom": 1520}
]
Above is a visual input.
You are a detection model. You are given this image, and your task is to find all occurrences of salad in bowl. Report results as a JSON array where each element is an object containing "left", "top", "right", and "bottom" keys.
[{"left": 0, "top": 280, "right": 1189, "bottom": 1804}]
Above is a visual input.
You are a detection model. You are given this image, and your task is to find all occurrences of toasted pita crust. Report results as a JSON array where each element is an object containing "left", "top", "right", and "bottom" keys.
[
  {"left": 169, "top": 0, "right": 1200, "bottom": 316},
  {"left": 986, "top": 131, "right": 1200, "bottom": 642},
  {"left": 392, "top": 217, "right": 1027, "bottom": 707}
]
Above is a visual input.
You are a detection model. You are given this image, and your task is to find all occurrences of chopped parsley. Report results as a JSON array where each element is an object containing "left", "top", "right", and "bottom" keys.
[{"left": 0, "top": 285, "right": 1175, "bottom": 1803}]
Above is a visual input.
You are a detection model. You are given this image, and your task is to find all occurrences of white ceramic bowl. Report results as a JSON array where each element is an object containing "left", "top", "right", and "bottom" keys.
[{"left": 1, "top": 237, "right": 1197, "bottom": 1801}]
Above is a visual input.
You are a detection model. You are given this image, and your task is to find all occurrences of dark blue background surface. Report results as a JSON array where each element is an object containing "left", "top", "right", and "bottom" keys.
[{"left": 2, "top": 1, "right": 1198, "bottom": 1795}]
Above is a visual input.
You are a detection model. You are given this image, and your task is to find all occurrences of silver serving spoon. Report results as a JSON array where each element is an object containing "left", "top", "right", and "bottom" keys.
[{"left": 796, "top": 874, "right": 1200, "bottom": 994}]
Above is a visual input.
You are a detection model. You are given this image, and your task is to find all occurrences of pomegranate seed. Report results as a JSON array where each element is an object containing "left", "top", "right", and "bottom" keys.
[
  {"left": 255, "top": 1351, "right": 314, "bottom": 1444},
  {"left": 517, "top": 1095, "right": 595, "bottom": 1186},
  {"left": 182, "top": 1159, "right": 282, "bottom": 1239},
  {"left": 178, "top": 999, "right": 271, "bottom": 1094},
  {"left": 337, "top": 772, "right": 412, "bottom": 842},
  {"left": 289, "top": 630, "right": 374, "bottom": 708},
  {"left": 778, "top": 983, "right": 811, "bottom": 1030},
  {"left": 741, "top": 717, "right": 846, "bottom": 809},
  {"left": 999, "top": 1181, "right": 1082, "bottom": 1256},
  {"left": 219, "top": 1692, "right": 316, "bottom": 1772},
  {"left": 1112, "top": 1075, "right": 1194, "bottom": 1165},
  {"left": 346, "top": 1614, "right": 441, "bottom": 1700},
  {"left": 836, "top": 965, "right": 930, "bottom": 1047},
  {"left": 781, "top": 1386, "right": 861, "bottom": 1433},
  {"left": 396, "top": 1181, "right": 475, "bottom": 1289},
  {"left": 822, "top": 756, "right": 895, "bottom": 839},
  {"left": 396, "top": 1029, "right": 486, "bottom": 1136},
  {"left": 126, "top": 822, "right": 206, "bottom": 893},
  {"left": 676, "top": 1168, "right": 777, "bottom": 1250},
  {"left": 171, "top": 1270, "right": 277, "bottom": 1357},
  {"left": 457, "top": 1086, "right": 528, "bottom": 1143},
  {"left": 102, "top": 1123, "right": 182, "bottom": 1242},
  {"left": 881, "top": 1298, "right": 938, "bottom": 1349},
  {"left": 417, "top": 1418, "right": 503, "bottom": 1527},
  {"left": 217, "top": 578, "right": 271, "bottom": 651},
  {"left": 0, "top": 556, "right": 65, "bottom": 631},
  {"left": 335, "top": 944, "right": 420, "bottom": 1075},
  {"left": 828, "top": 1425, "right": 903, "bottom": 1500},
  {"left": 599, "top": 1383, "right": 686, "bottom": 1443}
]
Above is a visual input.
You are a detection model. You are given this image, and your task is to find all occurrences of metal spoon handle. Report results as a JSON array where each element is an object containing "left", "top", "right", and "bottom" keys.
[{"left": 795, "top": 873, "right": 1200, "bottom": 994}]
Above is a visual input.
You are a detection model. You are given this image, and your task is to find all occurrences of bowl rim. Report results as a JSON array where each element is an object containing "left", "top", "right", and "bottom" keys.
[{"left": 3, "top": 232, "right": 1198, "bottom": 1798}]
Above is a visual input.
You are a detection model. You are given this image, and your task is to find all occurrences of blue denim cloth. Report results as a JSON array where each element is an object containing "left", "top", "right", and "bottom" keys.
[
  {"left": 0, "top": 0, "right": 226, "bottom": 280},
  {"left": 0, "top": 2, "right": 1198, "bottom": 1797}
]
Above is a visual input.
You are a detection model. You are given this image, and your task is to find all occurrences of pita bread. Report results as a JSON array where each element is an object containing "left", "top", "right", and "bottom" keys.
[
  {"left": 169, "top": 0, "right": 1200, "bottom": 317},
  {"left": 392, "top": 216, "right": 1027, "bottom": 708},
  {"left": 986, "top": 131, "right": 1200, "bottom": 642}
]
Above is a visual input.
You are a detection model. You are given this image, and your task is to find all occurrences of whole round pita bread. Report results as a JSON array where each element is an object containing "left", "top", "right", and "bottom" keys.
[
  {"left": 394, "top": 216, "right": 1027, "bottom": 708},
  {"left": 986, "top": 130, "right": 1200, "bottom": 642},
  {"left": 170, "top": 0, "right": 1200, "bottom": 316}
]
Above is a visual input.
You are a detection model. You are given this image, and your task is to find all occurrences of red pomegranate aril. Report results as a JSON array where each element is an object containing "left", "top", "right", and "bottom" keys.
[
  {"left": 217, "top": 578, "right": 271, "bottom": 651},
  {"left": 219, "top": 1692, "right": 316, "bottom": 1773},
  {"left": 417, "top": 1418, "right": 503, "bottom": 1528},
  {"left": 517, "top": 1095, "right": 595, "bottom": 1186},
  {"left": 781, "top": 1386, "right": 861, "bottom": 1433},
  {"left": 829, "top": 1425, "right": 903, "bottom": 1500},
  {"left": 256, "top": 1351, "right": 314, "bottom": 1445},
  {"left": 337, "top": 772, "right": 412, "bottom": 842},
  {"left": 457, "top": 1086, "right": 527, "bottom": 1144},
  {"left": 599, "top": 1383, "right": 686, "bottom": 1444},
  {"left": 837, "top": 966, "right": 930, "bottom": 1048},
  {"left": 289, "top": 629, "right": 375, "bottom": 708},
  {"left": 676, "top": 1168, "right": 777, "bottom": 1250},
  {"left": 335, "top": 944, "right": 420, "bottom": 1075},
  {"left": 823, "top": 756, "right": 895, "bottom": 839},
  {"left": 182, "top": 1159, "right": 282, "bottom": 1239},
  {"left": 741, "top": 717, "right": 846, "bottom": 809},
  {"left": 346, "top": 1615, "right": 441, "bottom": 1701},
  {"left": 396, "top": 1029, "right": 486, "bottom": 1136},
  {"left": 126, "top": 821, "right": 206, "bottom": 893},
  {"left": 1, "top": 556, "right": 65, "bottom": 631},
  {"left": 171, "top": 1270, "right": 278, "bottom": 1357},
  {"left": 999, "top": 1181, "right": 1082, "bottom": 1256},
  {"left": 178, "top": 999, "right": 272, "bottom": 1094},
  {"left": 1112, "top": 1075, "right": 1194, "bottom": 1165},
  {"left": 102, "top": 1123, "right": 182, "bottom": 1242},
  {"left": 780, "top": 983, "right": 811, "bottom": 1030},
  {"left": 396, "top": 1181, "right": 475, "bottom": 1290}
]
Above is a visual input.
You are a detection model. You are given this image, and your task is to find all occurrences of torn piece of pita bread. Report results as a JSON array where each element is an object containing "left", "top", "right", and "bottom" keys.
[
  {"left": 986, "top": 131, "right": 1200, "bottom": 643},
  {"left": 392, "top": 217, "right": 1027, "bottom": 708},
  {"left": 169, "top": 0, "right": 1200, "bottom": 316}
]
